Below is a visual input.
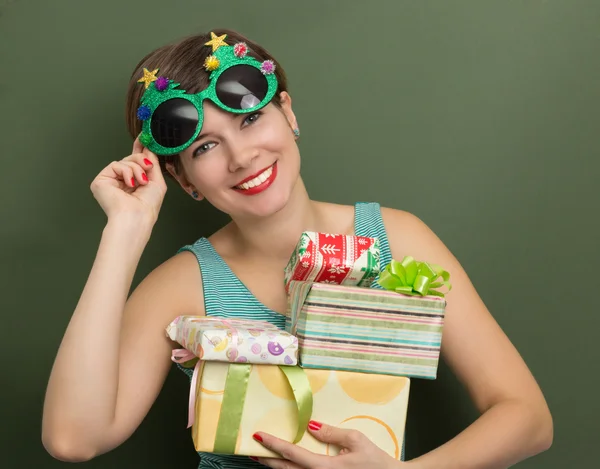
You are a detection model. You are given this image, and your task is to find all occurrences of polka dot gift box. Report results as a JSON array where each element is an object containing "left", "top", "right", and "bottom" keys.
[
  {"left": 166, "top": 316, "right": 298, "bottom": 366},
  {"left": 190, "top": 362, "right": 410, "bottom": 459}
]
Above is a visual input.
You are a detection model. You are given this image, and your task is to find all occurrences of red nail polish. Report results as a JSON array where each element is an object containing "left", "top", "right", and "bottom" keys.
[
  {"left": 143, "top": 158, "right": 152, "bottom": 166},
  {"left": 252, "top": 433, "right": 263, "bottom": 442},
  {"left": 131, "top": 177, "right": 136, "bottom": 186},
  {"left": 249, "top": 456, "right": 259, "bottom": 461},
  {"left": 308, "top": 420, "right": 322, "bottom": 431},
  {"left": 142, "top": 173, "right": 148, "bottom": 182}
]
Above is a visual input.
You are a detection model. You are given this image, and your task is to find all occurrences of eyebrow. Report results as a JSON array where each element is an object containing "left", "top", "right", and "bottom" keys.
[
  {"left": 192, "top": 112, "right": 246, "bottom": 144},
  {"left": 193, "top": 131, "right": 215, "bottom": 143}
]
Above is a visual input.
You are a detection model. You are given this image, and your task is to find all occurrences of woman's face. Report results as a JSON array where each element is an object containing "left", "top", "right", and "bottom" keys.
[{"left": 171, "top": 92, "right": 300, "bottom": 219}]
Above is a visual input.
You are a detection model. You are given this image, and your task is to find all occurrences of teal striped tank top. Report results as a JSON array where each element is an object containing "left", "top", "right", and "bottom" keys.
[{"left": 177, "top": 202, "right": 398, "bottom": 469}]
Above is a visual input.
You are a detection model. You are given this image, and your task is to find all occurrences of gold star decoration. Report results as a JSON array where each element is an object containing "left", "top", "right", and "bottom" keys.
[
  {"left": 137, "top": 68, "right": 159, "bottom": 89},
  {"left": 205, "top": 32, "right": 228, "bottom": 52}
]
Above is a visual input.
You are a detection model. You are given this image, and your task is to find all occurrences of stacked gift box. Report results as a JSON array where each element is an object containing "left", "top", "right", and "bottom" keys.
[{"left": 165, "top": 232, "right": 450, "bottom": 460}]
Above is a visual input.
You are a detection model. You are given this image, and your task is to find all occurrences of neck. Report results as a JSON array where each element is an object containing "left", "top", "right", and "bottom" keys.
[{"left": 229, "top": 178, "right": 323, "bottom": 260}]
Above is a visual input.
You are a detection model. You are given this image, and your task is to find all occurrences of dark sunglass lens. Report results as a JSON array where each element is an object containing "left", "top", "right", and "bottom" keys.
[
  {"left": 150, "top": 98, "right": 199, "bottom": 149},
  {"left": 215, "top": 65, "right": 269, "bottom": 110}
]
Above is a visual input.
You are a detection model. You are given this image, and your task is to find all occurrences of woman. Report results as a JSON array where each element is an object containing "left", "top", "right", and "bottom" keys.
[{"left": 41, "top": 29, "right": 553, "bottom": 469}]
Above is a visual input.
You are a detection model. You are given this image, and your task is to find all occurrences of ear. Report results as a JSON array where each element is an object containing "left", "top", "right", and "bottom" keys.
[
  {"left": 165, "top": 161, "right": 204, "bottom": 201},
  {"left": 278, "top": 92, "right": 298, "bottom": 135}
]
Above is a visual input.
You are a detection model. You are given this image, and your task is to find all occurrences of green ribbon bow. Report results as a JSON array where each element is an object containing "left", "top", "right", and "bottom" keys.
[
  {"left": 213, "top": 364, "right": 313, "bottom": 454},
  {"left": 377, "top": 256, "right": 452, "bottom": 297}
]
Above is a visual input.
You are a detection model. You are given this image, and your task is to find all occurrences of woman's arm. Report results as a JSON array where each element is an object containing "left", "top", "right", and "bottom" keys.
[
  {"left": 41, "top": 217, "right": 203, "bottom": 462},
  {"left": 381, "top": 208, "right": 553, "bottom": 469}
]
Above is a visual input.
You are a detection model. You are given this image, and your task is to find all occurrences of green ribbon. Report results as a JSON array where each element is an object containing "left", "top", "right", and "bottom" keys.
[
  {"left": 213, "top": 364, "right": 252, "bottom": 454},
  {"left": 377, "top": 256, "right": 452, "bottom": 297},
  {"left": 279, "top": 365, "right": 313, "bottom": 443},
  {"left": 212, "top": 364, "right": 313, "bottom": 453}
]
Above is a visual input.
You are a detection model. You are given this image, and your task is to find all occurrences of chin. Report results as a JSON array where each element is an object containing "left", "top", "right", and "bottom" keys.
[
  {"left": 238, "top": 184, "right": 292, "bottom": 218},
  {"left": 254, "top": 193, "right": 290, "bottom": 217}
]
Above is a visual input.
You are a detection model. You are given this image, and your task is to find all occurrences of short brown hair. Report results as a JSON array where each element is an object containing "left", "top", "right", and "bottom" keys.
[{"left": 124, "top": 28, "right": 288, "bottom": 175}]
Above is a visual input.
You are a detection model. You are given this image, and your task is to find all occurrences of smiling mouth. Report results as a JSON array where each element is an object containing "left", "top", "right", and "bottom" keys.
[{"left": 234, "top": 164, "right": 275, "bottom": 190}]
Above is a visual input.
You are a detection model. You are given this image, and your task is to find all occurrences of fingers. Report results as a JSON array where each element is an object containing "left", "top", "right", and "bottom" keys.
[
  {"left": 131, "top": 134, "right": 166, "bottom": 184},
  {"left": 132, "top": 135, "right": 144, "bottom": 154},
  {"left": 252, "top": 432, "right": 326, "bottom": 469},
  {"left": 125, "top": 160, "right": 149, "bottom": 186},
  {"left": 124, "top": 152, "right": 154, "bottom": 173},
  {"left": 251, "top": 456, "right": 303, "bottom": 469},
  {"left": 103, "top": 160, "right": 144, "bottom": 188},
  {"left": 95, "top": 136, "right": 167, "bottom": 194},
  {"left": 308, "top": 421, "right": 366, "bottom": 450},
  {"left": 141, "top": 148, "right": 167, "bottom": 185},
  {"left": 123, "top": 152, "right": 165, "bottom": 189}
]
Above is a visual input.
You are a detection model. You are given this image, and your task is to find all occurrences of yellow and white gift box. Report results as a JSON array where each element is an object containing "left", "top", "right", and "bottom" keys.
[{"left": 189, "top": 361, "right": 410, "bottom": 459}]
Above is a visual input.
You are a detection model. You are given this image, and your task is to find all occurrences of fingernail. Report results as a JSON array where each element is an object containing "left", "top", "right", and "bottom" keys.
[
  {"left": 308, "top": 420, "right": 322, "bottom": 431},
  {"left": 249, "top": 456, "right": 259, "bottom": 461},
  {"left": 142, "top": 173, "right": 148, "bottom": 182},
  {"left": 131, "top": 177, "right": 136, "bottom": 186},
  {"left": 143, "top": 158, "right": 152, "bottom": 166},
  {"left": 252, "top": 433, "right": 263, "bottom": 442}
]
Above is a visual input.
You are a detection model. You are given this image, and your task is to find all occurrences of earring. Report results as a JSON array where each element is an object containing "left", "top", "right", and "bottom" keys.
[
  {"left": 293, "top": 128, "right": 300, "bottom": 137},
  {"left": 191, "top": 191, "right": 199, "bottom": 199}
]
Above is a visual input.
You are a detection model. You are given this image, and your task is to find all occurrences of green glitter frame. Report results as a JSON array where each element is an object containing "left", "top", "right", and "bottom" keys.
[{"left": 138, "top": 45, "right": 278, "bottom": 156}]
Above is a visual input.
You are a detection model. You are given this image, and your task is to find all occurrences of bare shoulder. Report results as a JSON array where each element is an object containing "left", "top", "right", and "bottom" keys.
[
  {"left": 138, "top": 249, "right": 203, "bottom": 297},
  {"left": 125, "top": 249, "right": 205, "bottom": 326},
  {"left": 379, "top": 206, "right": 453, "bottom": 262}
]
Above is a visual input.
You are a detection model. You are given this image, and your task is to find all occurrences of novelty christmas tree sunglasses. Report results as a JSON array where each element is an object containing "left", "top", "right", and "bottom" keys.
[{"left": 136, "top": 32, "right": 278, "bottom": 155}]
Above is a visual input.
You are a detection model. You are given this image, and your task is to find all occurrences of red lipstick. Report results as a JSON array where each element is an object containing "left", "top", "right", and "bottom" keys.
[{"left": 232, "top": 162, "right": 278, "bottom": 196}]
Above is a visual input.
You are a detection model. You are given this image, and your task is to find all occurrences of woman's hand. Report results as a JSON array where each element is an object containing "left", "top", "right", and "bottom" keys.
[
  {"left": 90, "top": 136, "right": 167, "bottom": 225},
  {"left": 251, "top": 421, "right": 409, "bottom": 469}
]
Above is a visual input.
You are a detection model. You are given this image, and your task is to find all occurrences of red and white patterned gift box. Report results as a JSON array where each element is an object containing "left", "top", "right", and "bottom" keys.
[{"left": 284, "top": 232, "right": 380, "bottom": 292}]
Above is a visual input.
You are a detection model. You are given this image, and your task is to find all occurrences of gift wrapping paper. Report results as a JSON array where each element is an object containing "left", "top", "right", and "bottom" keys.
[
  {"left": 286, "top": 281, "right": 446, "bottom": 379},
  {"left": 284, "top": 232, "right": 380, "bottom": 292},
  {"left": 166, "top": 316, "right": 298, "bottom": 365},
  {"left": 192, "top": 362, "right": 410, "bottom": 459}
]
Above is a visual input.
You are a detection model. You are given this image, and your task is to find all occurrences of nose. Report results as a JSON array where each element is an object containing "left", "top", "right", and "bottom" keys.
[{"left": 227, "top": 140, "right": 260, "bottom": 173}]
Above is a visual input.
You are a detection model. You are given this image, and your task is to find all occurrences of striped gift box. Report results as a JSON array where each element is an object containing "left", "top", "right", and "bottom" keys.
[{"left": 286, "top": 281, "right": 446, "bottom": 380}]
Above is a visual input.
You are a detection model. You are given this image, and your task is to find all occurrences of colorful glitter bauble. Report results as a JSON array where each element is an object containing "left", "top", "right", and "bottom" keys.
[
  {"left": 155, "top": 76, "right": 169, "bottom": 91},
  {"left": 204, "top": 55, "right": 220, "bottom": 71},
  {"left": 139, "top": 132, "right": 152, "bottom": 146},
  {"left": 233, "top": 42, "right": 248, "bottom": 58},
  {"left": 136, "top": 105, "right": 152, "bottom": 121},
  {"left": 260, "top": 60, "right": 275, "bottom": 75}
]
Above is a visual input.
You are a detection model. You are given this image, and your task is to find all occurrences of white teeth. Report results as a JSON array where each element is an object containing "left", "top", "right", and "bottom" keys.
[{"left": 236, "top": 165, "right": 273, "bottom": 190}]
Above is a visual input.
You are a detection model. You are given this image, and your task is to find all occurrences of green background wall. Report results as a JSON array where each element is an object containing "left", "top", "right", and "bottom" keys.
[{"left": 1, "top": 1, "right": 597, "bottom": 467}]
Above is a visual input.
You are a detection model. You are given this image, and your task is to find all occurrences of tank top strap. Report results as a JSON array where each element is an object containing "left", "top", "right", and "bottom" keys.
[
  {"left": 177, "top": 238, "right": 286, "bottom": 328},
  {"left": 354, "top": 202, "right": 393, "bottom": 272},
  {"left": 177, "top": 237, "right": 244, "bottom": 317}
]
